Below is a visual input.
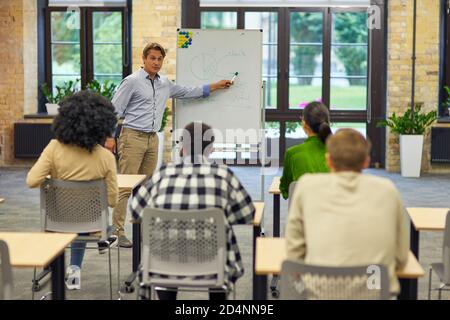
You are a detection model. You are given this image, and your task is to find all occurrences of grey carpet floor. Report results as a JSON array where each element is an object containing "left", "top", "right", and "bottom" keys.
[{"left": 0, "top": 167, "right": 449, "bottom": 300}]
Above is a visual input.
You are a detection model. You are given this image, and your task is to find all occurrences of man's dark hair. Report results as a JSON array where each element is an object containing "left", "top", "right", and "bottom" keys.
[
  {"left": 181, "top": 122, "right": 215, "bottom": 159},
  {"left": 52, "top": 90, "right": 117, "bottom": 152}
]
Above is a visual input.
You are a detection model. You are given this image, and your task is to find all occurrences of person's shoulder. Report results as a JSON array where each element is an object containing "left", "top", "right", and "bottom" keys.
[
  {"left": 298, "top": 172, "right": 329, "bottom": 185},
  {"left": 285, "top": 143, "right": 304, "bottom": 157},
  {"left": 94, "top": 145, "right": 116, "bottom": 162},
  {"left": 363, "top": 174, "right": 398, "bottom": 191}
]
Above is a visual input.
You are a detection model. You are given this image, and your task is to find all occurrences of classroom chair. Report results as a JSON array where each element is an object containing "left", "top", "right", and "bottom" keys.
[
  {"left": 138, "top": 207, "right": 233, "bottom": 300},
  {"left": 280, "top": 260, "right": 390, "bottom": 300},
  {"left": 0, "top": 239, "right": 13, "bottom": 300},
  {"left": 35, "top": 178, "right": 120, "bottom": 300},
  {"left": 428, "top": 210, "right": 450, "bottom": 300}
]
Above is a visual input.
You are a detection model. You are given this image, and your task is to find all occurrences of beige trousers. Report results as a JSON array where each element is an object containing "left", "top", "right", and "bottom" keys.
[{"left": 112, "top": 127, "right": 159, "bottom": 235}]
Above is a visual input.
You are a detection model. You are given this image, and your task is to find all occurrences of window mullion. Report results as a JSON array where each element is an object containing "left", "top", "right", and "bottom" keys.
[{"left": 322, "top": 7, "right": 331, "bottom": 110}]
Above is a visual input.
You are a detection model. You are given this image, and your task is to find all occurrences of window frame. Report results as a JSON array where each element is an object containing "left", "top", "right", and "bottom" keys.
[
  {"left": 182, "top": 0, "right": 387, "bottom": 167},
  {"left": 41, "top": 5, "right": 131, "bottom": 112}
]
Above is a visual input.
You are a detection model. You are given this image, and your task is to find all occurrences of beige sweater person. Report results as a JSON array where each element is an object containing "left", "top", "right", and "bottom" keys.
[
  {"left": 285, "top": 171, "right": 409, "bottom": 295},
  {"left": 26, "top": 139, "right": 118, "bottom": 207}
]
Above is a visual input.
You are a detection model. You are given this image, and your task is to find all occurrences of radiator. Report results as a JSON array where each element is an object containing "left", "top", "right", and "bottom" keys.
[
  {"left": 431, "top": 127, "right": 450, "bottom": 163},
  {"left": 14, "top": 123, "right": 53, "bottom": 158}
]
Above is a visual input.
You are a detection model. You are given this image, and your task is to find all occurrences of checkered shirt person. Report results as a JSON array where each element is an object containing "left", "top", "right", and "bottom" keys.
[{"left": 129, "top": 155, "right": 255, "bottom": 286}]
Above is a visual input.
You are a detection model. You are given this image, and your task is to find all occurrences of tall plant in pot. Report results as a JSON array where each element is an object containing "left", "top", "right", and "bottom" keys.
[
  {"left": 377, "top": 104, "right": 437, "bottom": 177},
  {"left": 41, "top": 79, "right": 79, "bottom": 115}
]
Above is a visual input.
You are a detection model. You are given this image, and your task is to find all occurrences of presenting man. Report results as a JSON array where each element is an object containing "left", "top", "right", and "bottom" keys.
[{"left": 107, "top": 42, "right": 232, "bottom": 247}]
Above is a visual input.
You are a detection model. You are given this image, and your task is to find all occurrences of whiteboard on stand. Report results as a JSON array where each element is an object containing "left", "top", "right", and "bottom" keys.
[{"left": 175, "top": 29, "right": 263, "bottom": 144}]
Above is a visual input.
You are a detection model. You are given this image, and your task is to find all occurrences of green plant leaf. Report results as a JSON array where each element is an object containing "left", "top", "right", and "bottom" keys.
[{"left": 376, "top": 104, "right": 437, "bottom": 135}]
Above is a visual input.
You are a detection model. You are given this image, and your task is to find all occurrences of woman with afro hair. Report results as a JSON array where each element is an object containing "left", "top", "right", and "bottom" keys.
[{"left": 27, "top": 90, "right": 119, "bottom": 290}]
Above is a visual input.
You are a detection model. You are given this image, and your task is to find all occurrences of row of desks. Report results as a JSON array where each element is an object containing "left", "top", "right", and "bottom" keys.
[
  {"left": 254, "top": 237, "right": 425, "bottom": 300},
  {"left": 2, "top": 174, "right": 444, "bottom": 300}
]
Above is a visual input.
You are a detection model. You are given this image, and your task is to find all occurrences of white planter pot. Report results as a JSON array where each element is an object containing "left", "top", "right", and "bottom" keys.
[
  {"left": 156, "top": 131, "right": 165, "bottom": 169},
  {"left": 45, "top": 103, "right": 59, "bottom": 115},
  {"left": 400, "top": 134, "right": 424, "bottom": 178}
]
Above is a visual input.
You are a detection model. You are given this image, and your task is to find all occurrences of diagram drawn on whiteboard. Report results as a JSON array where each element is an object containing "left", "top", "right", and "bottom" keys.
[{"left": 188, "top": 49, "right": 251, "bottom": 108}]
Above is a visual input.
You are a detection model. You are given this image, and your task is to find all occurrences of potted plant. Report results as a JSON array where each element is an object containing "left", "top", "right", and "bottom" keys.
[
  {"left": 41, "top": 79, "right": 79, "bottom": 115},
  {"left": 85, "top": 79, "right": 117, "bottom": 100},
  {"left": 377, "top": 104, "right": 437, "bottom": 177},
  {"left": 156, "top": 107, "right": 170, "bottom": 168}
]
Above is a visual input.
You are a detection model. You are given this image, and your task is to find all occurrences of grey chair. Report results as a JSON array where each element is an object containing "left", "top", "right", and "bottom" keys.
[
  {"left": 139, "top": 207, "right": 230, "bottom": 300},
  {"left": 280, "top": 260, "right": 390, "bottom": 300},
  {"left": 36, "top": 178, "right": 120, "bottom": 300},
  {"left": 428, "top": 210, "right": 450, "bottom": 299},
  {"left": 0, "top": 240, "right": 13, "bottom": 300}
]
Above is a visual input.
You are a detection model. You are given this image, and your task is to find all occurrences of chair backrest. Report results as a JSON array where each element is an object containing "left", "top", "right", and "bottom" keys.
[
  {"left": 280, "top": 260, "right": 390, "bottom": 300},
  {"left": 40, "top": 179, "right": 109, "bottom": 238},
  {"left": 141, "top": 207, "right": 227, "bottom": 288},
  {"left": 0, "top": 240, "right": 13, "bottom": 300},
  {"left": 442, "top": 210, "right": 450, "bottom": 283},
  {"left": 288, "top": 182, "right": 298, "bottom": 208}
]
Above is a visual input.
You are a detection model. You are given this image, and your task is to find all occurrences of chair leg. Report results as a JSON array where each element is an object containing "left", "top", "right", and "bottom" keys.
[
  {"left": 108, "top": 245, "right": 113, "bottom": 300},
  {"left": 32, "top": 268, "right": 36, "bottom": 300},
  {"left": 117, "top": 244, "right": 121, "bottom": 299},
  {"left": 428, "top": 268, "right": 433, "bottom": 300},
  {"left": 438, "top": 286, "right": 443, "bottom": 300}
]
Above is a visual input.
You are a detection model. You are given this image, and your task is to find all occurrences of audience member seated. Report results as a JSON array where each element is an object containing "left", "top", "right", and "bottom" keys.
[
  {"left": 279, "top": 101, "right": 332, "bottom": 199},
  {"left": 129, "top": 121, "right": 255, "bottom": 300},
  {"left": 26, "top": 91, "right": 119, "bottom": 290},
  {"left": 285, "top": 128, "right": 409, "bottom": 296}
]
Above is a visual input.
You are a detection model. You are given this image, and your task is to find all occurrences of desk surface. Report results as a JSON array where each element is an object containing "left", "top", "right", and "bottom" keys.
[
  {"left": 0, "top": 232, "right": 76, "bottom": 268},
  {"left": 268, "top": 177, "right": 281, "bottom": 195},
  {"left": 117, "top": 174, "right": 147, "bottom": 191},
  {"left": 253, "top": 202, "right": 264, "bottom": 227},
  {"left": 407, "top": 207, "right": 448, "bottom": 231},
  {"left": 255, "top": 237, "right": 425, "bottom": 279}
]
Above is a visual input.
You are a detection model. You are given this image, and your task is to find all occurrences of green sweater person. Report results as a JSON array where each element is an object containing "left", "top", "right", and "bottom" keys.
[{"left": 280, "top": 102, "right": 332, "bottom": 199}]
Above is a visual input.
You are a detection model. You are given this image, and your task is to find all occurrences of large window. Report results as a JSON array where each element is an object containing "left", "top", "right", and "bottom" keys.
[
  {"left": 45, "top": 7, "right": 129, "bottom": 94},
  {"left": 184, "top": 1, "right": 386, "bottom": 166}
]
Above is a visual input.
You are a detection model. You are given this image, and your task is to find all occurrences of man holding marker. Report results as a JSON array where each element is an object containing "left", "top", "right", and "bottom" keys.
[{"left": 106, "top": 42, "right": 233, "bottom": 247}]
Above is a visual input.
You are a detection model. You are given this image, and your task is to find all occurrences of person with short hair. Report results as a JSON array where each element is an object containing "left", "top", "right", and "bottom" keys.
[
  {"left": 26, "top": 91, "right": 119, "bottom": 290},
  {"left": 108, "top": 43, "right": 233, "bottom": 247},
  {"left": 129, "top": 121, "right": 255, "bottom": 300},
  {"left": 279, "top": 101, "right": 332, "bottom": 199},
  {"left": 285, "top": 128, "right": 409, "bottom": 296}
]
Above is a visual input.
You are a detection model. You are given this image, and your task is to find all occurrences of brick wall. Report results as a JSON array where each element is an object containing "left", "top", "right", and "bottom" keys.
[
  {"left": 132, "top": 0, "right": 181, "bottom": 163},
  {"left": 386, "top": 0, "right": 448, "bottom": 172},
  {"left": 0, "top": 0, "right": 24, "bottom": 166}
]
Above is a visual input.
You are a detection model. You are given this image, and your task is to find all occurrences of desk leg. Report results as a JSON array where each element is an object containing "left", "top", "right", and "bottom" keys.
[
  {"left": 399, "top": 278, "right": 416, "bottom": 300},
  {"left": 252, "top": 225, "right": 262, "bottom": 300},
  {"left": 254, "top": 274, "right": 267, "bottom": 300},
  {"left": 400, "top": 223, "right": 420, "bottom": 300},
  {"left": 132, "top": 222, "right": 141, "bottom": 273},
  {"left": 273, "top": 194, "right": 280, "bottom": 237},
  {"left": 50, "top": 251, "right": 65, "bottom": 300},
  {"left": 124, "top": 222, "right": 141, "bottom": 290}
]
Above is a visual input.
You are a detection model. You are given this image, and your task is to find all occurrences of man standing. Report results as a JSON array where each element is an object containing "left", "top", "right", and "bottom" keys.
[{"left": 107, "top": 43, "right": 232, "bottom": 247}]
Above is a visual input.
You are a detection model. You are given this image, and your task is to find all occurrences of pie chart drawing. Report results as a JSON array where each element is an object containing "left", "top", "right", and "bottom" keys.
[{"left": 190, "top": 53, "right": 217, "bottom": 81}]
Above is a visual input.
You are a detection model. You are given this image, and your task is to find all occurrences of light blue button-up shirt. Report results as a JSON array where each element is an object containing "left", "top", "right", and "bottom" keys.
[{"left": 112, "top": 68, "right": 210, "bottom": 133}]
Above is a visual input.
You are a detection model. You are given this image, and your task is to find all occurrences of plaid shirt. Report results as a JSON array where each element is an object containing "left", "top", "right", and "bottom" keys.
[{"left": 129, "top": 155, "right": 255, "bottom": 285}]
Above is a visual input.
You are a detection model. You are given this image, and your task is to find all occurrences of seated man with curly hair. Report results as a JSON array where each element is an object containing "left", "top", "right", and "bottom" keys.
[{"left": 26, "top": 91, "right": 119, "bottom": 290}]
